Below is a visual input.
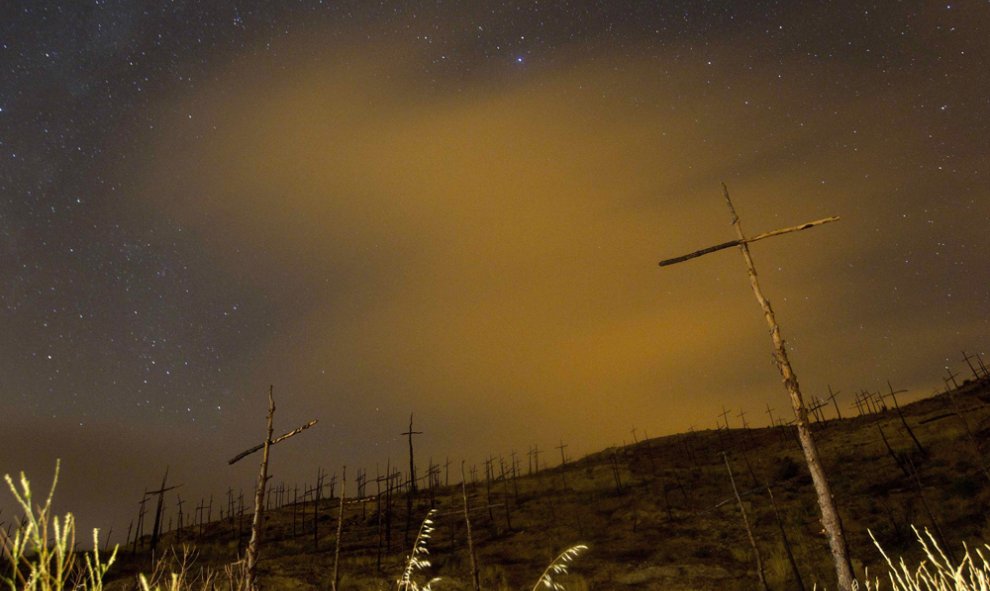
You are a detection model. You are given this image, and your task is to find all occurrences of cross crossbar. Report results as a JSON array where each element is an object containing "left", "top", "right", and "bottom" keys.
[
  {"left": 228, "top": 419, "right": 319, "bottom": 465},
  {"left": 659, "top": 216, "right": 839, "bottom": 267}
]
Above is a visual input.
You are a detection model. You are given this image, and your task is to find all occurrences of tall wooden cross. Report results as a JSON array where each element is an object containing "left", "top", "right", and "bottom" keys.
[
  {"left": 718, "top": 405, "right": 732, "bottom": 430},
  {"left": 228, "top": 386, "right": 318, "bottom": 590},
  {"left": 658, "top": 184, "right": 853, "bottom": 590},
  {"left": 826, "top": 385, "right": 842, "bottom": 421},
  {"left": 961, "top": 350, "right": 984, "bottom": 381},
  {"left": 944, "top": 366, "right": 961, "bottom": 390},
  {"left": 556, "top": 440, "right": 569, "bottom": 466},
  {"left": 884, "top": 380, "right": 908, "bottom": 410},
  {"left": 401, "top": 413, "right": 423, "bottom": 494},
  {"left": 147, "top": 466, "right": 182, "bottom": 554}
]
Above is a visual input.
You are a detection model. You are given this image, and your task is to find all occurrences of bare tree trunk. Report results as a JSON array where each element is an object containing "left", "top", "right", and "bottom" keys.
[
  {"left": 246, "top": 386, "right": 276, "bottom": 591},
  {"left": 722, "top": 184, "right": 854, "bottom": 590}
]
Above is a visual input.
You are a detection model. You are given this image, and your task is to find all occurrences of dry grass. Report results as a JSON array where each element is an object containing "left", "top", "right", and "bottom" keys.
[{"left": 1, "top": 461, "right": 117, "bottom": 591}]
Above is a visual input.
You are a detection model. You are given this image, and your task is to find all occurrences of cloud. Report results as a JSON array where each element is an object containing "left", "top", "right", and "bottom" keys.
[{"left": 129, "top": 26, "right": 989, "bottom": 474}]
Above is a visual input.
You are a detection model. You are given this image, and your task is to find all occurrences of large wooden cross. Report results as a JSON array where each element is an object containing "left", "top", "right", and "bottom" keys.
[
  {"left": 229, "top": 386, "right": 318, "bottom": 590},
  {"left": 658, "top": 183, "right": 854, "bottom": 590}
]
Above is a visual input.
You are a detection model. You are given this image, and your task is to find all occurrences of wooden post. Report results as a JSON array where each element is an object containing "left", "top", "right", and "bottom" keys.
[
  {"left": 886, "top": 380, "right": 926, "bottom": 456},
  {"left": 375, "top": 465, "right": 384, "bottom": 573},
  {"left": 461, "top": 462, "right": 481, "bottom": 591},
  {"left": 401, "top": 414, "right": 423, "bottom": 495},
  {"left": 314, "top": 468, "right": 322, "bottom": 550},
  {"left": 723, "top": 453, "right": 769, "bottom": 591},
  {"left": 877, "top": 424, "right": 910, "bottom": 478},
  {"left": 385, "top": 460, "right": 394, "bottom": 554},
  {"left": 147, "top": 466, "right": 182, "bottom": 555},
  {"left": 659, "top": 185, "right": 853, "bottom": 590},
  {"left": 133, "top": 491, "right": 148, "bottom": 553},
  {"left": 229, "top": 386, "right": 318, "bottom": 590},
  {"left": 556, "top": 440, "right": 569, "bottom": 467},
  {"left": 962, "top": 350, "right": 983, "bottom": 381},
  {"left": 905, "top": 456, "right": 951, "bottom": 559},
  {"left": 945, "top": 367, "right": 960, "bottom": 390},
  {"left": 483, "top": 456, "right": 496, "bottom": 528},
  {"left": 498, "top": 458, "right": 513, "bottom": 530},
  {"left": 719, "top": 405, "right": 732, "bottom": 431},
  {"left": 556, "top": 440, "right": 570, "bottom": 489},
  {"left": 827, "top": 386, "right": 842, "bottom": 421},
  {"left": 767, "top": 486, "right": 806, "bottom": 591},
  {"left": 175, "top": 495, "right": 184, "bottom": 543},
  {"left": 609, "top": 451, "right": 623, "bottom": 493},
  {"left": 331, "top": 466, "right": 346, "bottom": 591}
]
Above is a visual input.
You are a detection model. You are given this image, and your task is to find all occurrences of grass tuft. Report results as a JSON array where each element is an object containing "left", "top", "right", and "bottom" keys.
[
  {"left": 857, "top": 526, "right": 990, "bottom": 590},
  {"left": 1, "top": 460, "right": 117, "bottom": 591}
]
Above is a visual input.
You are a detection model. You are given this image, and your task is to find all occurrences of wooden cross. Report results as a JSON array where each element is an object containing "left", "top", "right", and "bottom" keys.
[
  {"left": 176, "top": 494, "right": 185, "bottom": 533},
  {"left": 872, "top": 390, "right": 888, "bottom": 412},
  {"left": 860, "top": 390, "right": 876, "bottom": 414},
  {"left": 884, "top": 380, "right": 908, "bottom": 410},
  {"left": 228, "top": 386, "right": 318, "bottom": 590},
  {"left": 195, "top": 499, "right": 207, "bottom": 534},
  {"left": 401, "top": 413, "right": 423, "bottom": 494},
  {"left": 658, "top": 184, "right": 853, "bottom": 589},
  {"left": 133, "top": 491, "right": 148, "bottom": 552},
  {"left": 977, "top": 352, "right": 990, "bottom": 379},
  {"left": 736, "top": 409, "right": 750, "bottom": 430},
  {"left": 556, "top": 440, "right": 569, "bottom": 466},
  {"left": 765, "top": 403, "right": 776, "bottom": 428},
  {"left": 718, "top": 405, "right": 732, "bottom": 430},
  {"left": 826, "top": 385, "right": 842, "bottom": 421},
  {"left": 852, "top": 392, "right": 864, "bottom": 416},
  {"left": 809, "top": 397, "right": 828, "bottom": 423},
  {"left": 945, "top": 366, "right": 961, "bottom": 390},
  {"left": 147, "top": 466, "right": 183, "bottom": 553},
  {"left": 630, "top": 427, "right": 639, "bottom": 444}
]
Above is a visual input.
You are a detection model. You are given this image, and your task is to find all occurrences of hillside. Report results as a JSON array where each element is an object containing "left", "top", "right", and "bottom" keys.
[{"left": 107, "top": 380, "right": 990, "bottom": 590}]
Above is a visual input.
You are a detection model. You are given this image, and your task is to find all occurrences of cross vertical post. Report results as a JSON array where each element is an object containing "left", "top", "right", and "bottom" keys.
[
  {"left": 826, "top": 386, "right": 842, "bottom": 421},
  {"left": 944, "top": 367, "right": 960, "bottom": 390},
  {"left": 556, "top": 440, "right": 568, "bottom": 467},
  {"left": 658, "top": 184, "right": 853, "bottom": 590},
  {"left": 146, "top": 466, "right": 182, "bottom": 555},
  {"left": 719, "top": 405, "right": 732, "bottom": 430},
  {"left": 401, "top": 413, "right": 423, "bottom": 495},
  {"left": 229, "top": 385, "right": 318, "bottom": 590}
]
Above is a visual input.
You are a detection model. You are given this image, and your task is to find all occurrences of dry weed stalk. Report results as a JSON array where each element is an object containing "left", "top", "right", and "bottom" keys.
[
  {"left": 531, "top": 544, "right": 588, "bottom": 591},
  {"left": 1, "top": 460, "right": 117, "bottom": 591},
  {"left": 396, "top": 509, "right": 440, "bottom": 591}
]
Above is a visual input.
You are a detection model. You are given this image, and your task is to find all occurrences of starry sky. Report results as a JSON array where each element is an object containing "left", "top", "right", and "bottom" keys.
[{"left": 2, "top": 1, "right": 989, "bottom": 542}]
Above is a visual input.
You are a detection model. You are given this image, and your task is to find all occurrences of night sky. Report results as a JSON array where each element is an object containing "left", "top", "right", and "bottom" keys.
[{"left": 2, "top": 2, "right": 989, "bottom": 542}]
